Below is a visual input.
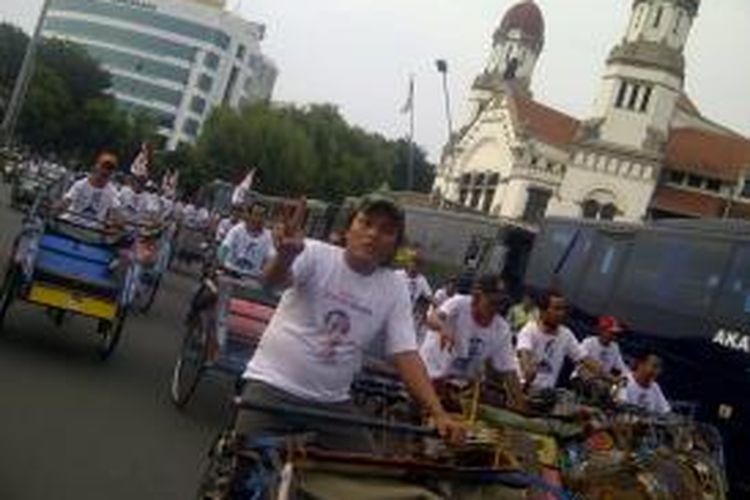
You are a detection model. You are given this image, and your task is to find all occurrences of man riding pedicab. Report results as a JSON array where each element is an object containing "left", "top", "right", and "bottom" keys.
[
  {"left": 207, "top": 201, "right": 277, "bottom": 362},
  {"left": 233, "top": 196, "right": 467, "bottom": 452},
  {"left": 419, "top": 274, "right": 526, "bottom": 412}
]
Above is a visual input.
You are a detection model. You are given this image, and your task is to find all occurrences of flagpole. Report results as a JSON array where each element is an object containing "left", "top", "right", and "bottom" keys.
[
  {"left": 407, "top": 75, "right": 415, "bottom": 192},
  {"left": 1, "top": 0, "right": 53, "bottom": 146}
]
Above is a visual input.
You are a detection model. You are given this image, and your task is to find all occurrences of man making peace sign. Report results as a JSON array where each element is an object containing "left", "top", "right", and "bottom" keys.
[{"left": 236, "top": 196, "right": 466, "bottom": 450}]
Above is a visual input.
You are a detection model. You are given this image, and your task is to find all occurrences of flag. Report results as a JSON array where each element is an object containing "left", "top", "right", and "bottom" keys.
[
  {"left": 400, "top": 76, "right": 414, "bottom": 115},
  {"left": 231, "top": 167, "right": 256, "bottom": 205},
  {"left": 129, "top": 142, "right": 150, "bottom": 178}
]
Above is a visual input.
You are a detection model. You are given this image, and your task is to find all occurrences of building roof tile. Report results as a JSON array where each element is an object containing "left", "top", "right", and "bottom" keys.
[
  {"left": 650, "top": 186, "right": 727, "bottom": 218},
  {"left": 665, "top": 128, "right": 750, "bottom": 181},
  {"left": 511, "top": 91, "right": 580, "bottom": 148}
]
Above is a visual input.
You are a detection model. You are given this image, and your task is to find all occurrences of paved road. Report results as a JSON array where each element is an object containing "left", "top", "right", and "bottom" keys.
[{"left": 0, "top": 186, "right": 233, "bottom": 500}]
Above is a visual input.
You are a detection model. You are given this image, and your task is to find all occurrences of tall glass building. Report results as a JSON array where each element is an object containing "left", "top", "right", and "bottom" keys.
[{"left": 42, "top": 0, "right": 277, "bottom": 149}]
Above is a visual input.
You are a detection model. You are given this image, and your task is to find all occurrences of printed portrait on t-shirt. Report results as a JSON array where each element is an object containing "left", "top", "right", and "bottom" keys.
[
  {"left": 452, "top": 336, "right": 486, "bottom": 377},
  {"left": 637, "top": 390, "right": 648, "bottom": 406},
  {"left": 235, "top": 241, "right": 258, "bottom": 270},
  {"left": 538, "top": 338, "right": 556, "bottom": 374},
  {"left": 318, "top": 309, "right": 353, "bottom": 363},
  {"left": 82, "top": 190, "right": 102, "bottom": 217}
]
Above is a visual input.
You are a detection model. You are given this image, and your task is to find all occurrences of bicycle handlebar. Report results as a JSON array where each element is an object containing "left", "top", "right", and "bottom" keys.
[{"left": 233, "top": 398, "right": 438, "bottom": 437}]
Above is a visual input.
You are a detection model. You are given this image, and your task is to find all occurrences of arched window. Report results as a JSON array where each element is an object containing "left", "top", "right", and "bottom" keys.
[
  {"left": 582, "top": 199, "right": 601, "bottom": 219},
  {"left": 600, "top": 203, "right": 617, "bottom": 221},
  {"left": 653, "top": 6, "right": 664, "bottom": 28},
  {"left": 581, "top": 189, "right": 619, "bottom": 220}
]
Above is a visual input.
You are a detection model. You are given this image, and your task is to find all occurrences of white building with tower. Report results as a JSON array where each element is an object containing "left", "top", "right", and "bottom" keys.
[
  {"left": 42, "top": 0, "right": 277, "bottom": 149},
  {"left": 434, "top": 0, "right": 750, "bottom": 224}
]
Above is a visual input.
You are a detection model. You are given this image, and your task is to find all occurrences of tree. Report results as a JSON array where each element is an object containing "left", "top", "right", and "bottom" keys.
[
  {"left": 38, "top": 38, "right": 111, "bottom": 107},
  {"left": 172, "top": 102, "right": 436, "bottom": 202},
  {"left": 390, "top": 139, "right": 436, "bottom": 192},
  {"left": 0, "top": 23, "right": 28, "bottom": 115},
  {"left": 0, "top": 23, "right": 158, "bottom": 162}
]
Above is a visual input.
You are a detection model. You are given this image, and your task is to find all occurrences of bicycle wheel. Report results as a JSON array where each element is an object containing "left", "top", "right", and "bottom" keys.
[
  {"left": 0, "top": 264, "right": 19, "bottom": 331},
  {"left": 196, "top": 431, "right": 240, "bottom": 500},
  {"left": 171, "top": 317, "right": 209, "bottom": 407},
  {"left": 98, "top": 309, "right": 126, "bottom": 360},
  {"left": 139, "top": 273, "right": 162, "bottom": 313}
]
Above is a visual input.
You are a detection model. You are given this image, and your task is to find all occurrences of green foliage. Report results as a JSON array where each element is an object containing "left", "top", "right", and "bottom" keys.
[
  {"left": 0, "top": 23, "right": 27, "bottom": 106},
  {"left": 0, "top": 23, "right": 158, "bottom": 164},
  {"left": 170, "top": 103, "right": 435, "bottom": 201}
]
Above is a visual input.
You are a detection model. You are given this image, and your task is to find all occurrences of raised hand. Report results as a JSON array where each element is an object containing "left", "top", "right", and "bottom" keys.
[{"left": 276, "top": 197, "right": 307, "bottom": 262}]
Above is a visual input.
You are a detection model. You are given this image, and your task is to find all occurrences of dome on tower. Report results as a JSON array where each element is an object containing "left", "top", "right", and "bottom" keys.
[{"left": 494, "top": 0, "right": 545, "bottom": 52}]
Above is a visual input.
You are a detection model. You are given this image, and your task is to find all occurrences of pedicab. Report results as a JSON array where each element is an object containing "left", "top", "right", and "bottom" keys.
[
  {"left": 195, "top": 397, "right": 577, "bottom": 500},
  {"left": 171, "top": 222, "right": 212, "bottom": 273},
  {"left": 186, "top": 333, "right": 728, "bottom": 500},
  {"left": 10, "top": 167, "right": 68, "bottom": 212},
  {"left": 126, "top": 221, "right": 171, "bottom": 313},
  {"left": 171, "top": 273, "right": 279, "bottom": 407},
  {"left": 0, "top": 197, "right": 134, "bottom": 359},
  {"left": 458, "top": 377, "right": 730, "bottom": 500}
]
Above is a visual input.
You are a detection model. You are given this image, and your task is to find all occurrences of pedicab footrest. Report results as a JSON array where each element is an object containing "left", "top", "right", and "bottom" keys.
[
  {"left": 33, "top": 264, "right": 119, "bottom": 299},
  {"left": 26, "top": 282, "right": 118, "bottom": 320}
]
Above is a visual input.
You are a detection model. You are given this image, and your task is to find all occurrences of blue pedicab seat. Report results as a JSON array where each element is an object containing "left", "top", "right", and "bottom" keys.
[{"left": 33, "top": 233, "right": 120, "bottom": 300}]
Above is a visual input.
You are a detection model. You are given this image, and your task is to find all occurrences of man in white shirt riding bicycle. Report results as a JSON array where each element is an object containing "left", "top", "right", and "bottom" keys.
[
  {"left": 235, "top": 196, "right": 466, "bottom": 451},
  {"left": 209, "top": 202, "right": 276, "bottom": 360},
  {"left": 419, "top": 274, "right": 526, "bottom": 410},
  {"left": 516, "top": 290, "right": 601, "bottom": 392},
  {"left": 59, "top": 151, "right": 121, "bottom": 228}
]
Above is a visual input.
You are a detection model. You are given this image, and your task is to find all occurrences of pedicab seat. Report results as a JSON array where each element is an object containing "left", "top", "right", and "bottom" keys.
[
  {"left": 227, "top": 299, "right": 275, "bottom": 342},
  {"left": 34, "top": 234, "right": 120, "bottom": 298},
  {"left": 39, "top": 234, "right": 113, "bottom": 264}
]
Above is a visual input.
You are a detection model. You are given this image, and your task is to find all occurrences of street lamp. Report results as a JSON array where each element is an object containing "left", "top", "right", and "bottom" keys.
[
  {"left": 1, "top": 0, "right": 53, "bottom": 146},
  {"left": 435, "top": 59, "right": 455, "bottom": 208},
  {"left": 435, "top": 59, "right": 454, "bottom": 146}
]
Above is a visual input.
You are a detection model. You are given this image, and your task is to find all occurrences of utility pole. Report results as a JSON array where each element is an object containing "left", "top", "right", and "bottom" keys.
[{"left": 1, "top": 0, "right": 53, "bottom": 146}]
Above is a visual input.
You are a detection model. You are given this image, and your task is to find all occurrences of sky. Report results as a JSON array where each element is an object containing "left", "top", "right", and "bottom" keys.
[{"left": 3, "top": 0, "right": 750, "bottom": 161}]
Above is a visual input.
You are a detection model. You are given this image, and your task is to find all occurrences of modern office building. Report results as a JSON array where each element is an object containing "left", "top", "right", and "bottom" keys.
[{"left": 42, "top": 0, "right": 277, "bottom": 149}]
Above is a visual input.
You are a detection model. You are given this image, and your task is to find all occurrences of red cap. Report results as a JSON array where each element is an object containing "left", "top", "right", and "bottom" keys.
[{"left": 598, "top": 315, "right": 624, "bottom": 333}]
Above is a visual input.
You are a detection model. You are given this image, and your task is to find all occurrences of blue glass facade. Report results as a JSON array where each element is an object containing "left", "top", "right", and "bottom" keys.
[
  {"left": 49, "top": 0, "right": 230, "bottom": 49},
  {"left": 82, "top": 43, "right": 190, "bottom": 84},
  {"left": 44, "top": 16, "right": 198, "bottom": 61},
  {"left": 110, "top": 73, "right": 183, "bottom": 107}
]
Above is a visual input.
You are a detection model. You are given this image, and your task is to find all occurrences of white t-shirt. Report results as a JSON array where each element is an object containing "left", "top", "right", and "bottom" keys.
[
  {"left": 516, "top": 321, "right": 586, "bottom": 390},
  {"left": 182, "top": 204, "right": 209, "bottom": 227},
  {"left": 396, "top": 270, "right": 433, "bottom": 305},
  {"left": 244, "top": 240, "right": 418, "bottom": 402},
  {"left": 572, "top": 337, "right": 628, "bottom": 379},
  {"left": 617, "top": 373, "right": 671, "bottom": 414},
  {"left": 434, "top": 287, "right": 452, "bottom": 307},
  {"left": 118, "top": 185, "right": 143, "bottom": 223},
  {"left": 215, "top": 217, "right": 235, "bottom": 243},
  {"left": 220, "top": 223, "right": 275, "bottom": 277},
  {"left": 420, "top": 295, "right": 517, "bottom": 380},
  {"left": 173, "top": 201, "right": 185, "bottom": 219},
  {"left": 62, "top": 177, "right": 120, "bottom": 226},
  {"left": 160, "top": 196, "right": 174, "bottom": 220}
]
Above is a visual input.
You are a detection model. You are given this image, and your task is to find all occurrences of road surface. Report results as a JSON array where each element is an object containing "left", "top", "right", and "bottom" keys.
[{"left": 0, "top": 186, "right": 233, "bottom": 500}]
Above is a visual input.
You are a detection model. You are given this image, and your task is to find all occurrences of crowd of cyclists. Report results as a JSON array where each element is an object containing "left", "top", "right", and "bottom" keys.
[{"left": 36, "top": 149, "right": 674, "bottom": 451}]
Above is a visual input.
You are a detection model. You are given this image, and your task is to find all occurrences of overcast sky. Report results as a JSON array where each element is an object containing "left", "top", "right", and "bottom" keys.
[{"left": 3, "top": 0, "right": 750, "bottom": 161}]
